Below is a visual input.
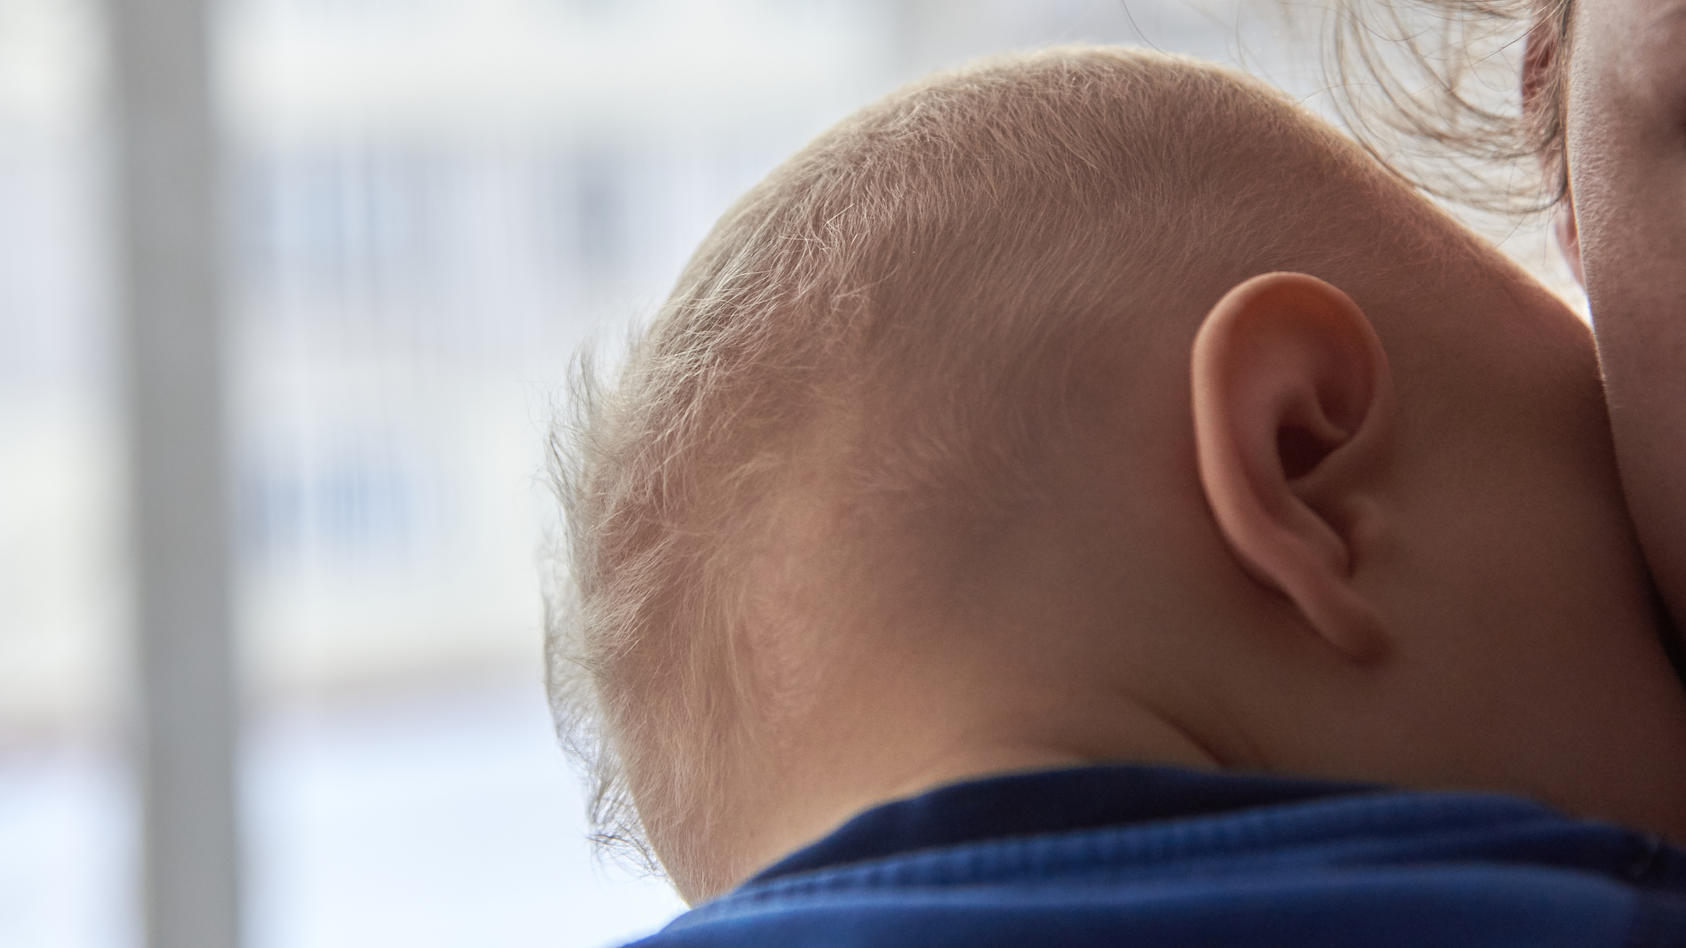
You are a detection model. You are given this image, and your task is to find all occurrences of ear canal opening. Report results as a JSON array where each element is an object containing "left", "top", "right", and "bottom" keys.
[{"left": 1277, "top": 424, "right": 1335, "bottom": 481}]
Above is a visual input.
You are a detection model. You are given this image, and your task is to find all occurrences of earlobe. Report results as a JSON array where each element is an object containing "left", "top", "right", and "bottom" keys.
[
  {"left": 1554, "top": 201, "right": 1584, "bottom": 286},
  {"left": 1190, "top": 272, "right": 1393, "bottom": 663}
]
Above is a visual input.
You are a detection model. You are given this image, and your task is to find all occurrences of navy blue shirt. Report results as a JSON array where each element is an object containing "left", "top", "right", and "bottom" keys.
[{"left": 628, "top": 764, "right": 1686, "bottom": 946}]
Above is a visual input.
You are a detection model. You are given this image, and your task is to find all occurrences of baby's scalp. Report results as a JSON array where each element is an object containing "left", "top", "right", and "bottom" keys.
[{"left": 544, "top": 45, "right": 1444, "bottom": 893}]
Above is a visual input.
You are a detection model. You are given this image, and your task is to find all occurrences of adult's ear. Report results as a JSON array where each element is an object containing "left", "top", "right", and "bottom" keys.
[
  {"left": 1520, "top": 13, "right": 1558, "bottom": 120},
  {"left": 1552, "top": 197, "right": 1584, "bottom": 286},
  {"left": 1523, "top": 15, "right": 1584, "bottom": 285},
  {"left": 1190, "top": 272, "right": 1393, "bottom": 663}
]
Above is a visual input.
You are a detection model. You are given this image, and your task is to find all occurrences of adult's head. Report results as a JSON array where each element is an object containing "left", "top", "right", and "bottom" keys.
[
  {"left": 1525, "top": 0, "right": 1686, "bottom": 636},
  {"left": 546, "top": 47, "right": 1686, "bottom": 903},
  {"left": 1329, "top": 0, "right": 1686, "bottom": 656}
]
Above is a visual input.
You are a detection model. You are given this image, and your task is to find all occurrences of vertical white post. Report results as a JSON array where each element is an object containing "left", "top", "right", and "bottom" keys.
[{"left": 105, "top": 0, "right": 242, "bottom": 946}]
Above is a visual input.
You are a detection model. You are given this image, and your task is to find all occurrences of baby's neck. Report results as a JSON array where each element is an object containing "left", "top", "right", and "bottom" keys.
[{"left": 712, "top": 680, "right": 1227, "bottom": 901}]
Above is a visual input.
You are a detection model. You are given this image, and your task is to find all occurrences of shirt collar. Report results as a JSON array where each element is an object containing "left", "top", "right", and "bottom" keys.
[{"left": 747, "top": 763, "right": 1387, "bottom": 886}]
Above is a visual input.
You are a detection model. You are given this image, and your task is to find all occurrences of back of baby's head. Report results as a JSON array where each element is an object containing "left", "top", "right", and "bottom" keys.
[{"left": 547, "top": 45, "right": 1421, "bottom": 887}]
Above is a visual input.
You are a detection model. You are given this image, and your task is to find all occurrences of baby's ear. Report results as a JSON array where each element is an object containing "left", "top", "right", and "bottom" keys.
[{"left": 1189, "top": 272, "right": 1394, "bottom": 663}]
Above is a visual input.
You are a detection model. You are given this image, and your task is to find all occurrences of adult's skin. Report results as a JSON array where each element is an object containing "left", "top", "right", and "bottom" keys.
[{"left": 1529, "top": 1, "right": 1686, "bottom": 631}]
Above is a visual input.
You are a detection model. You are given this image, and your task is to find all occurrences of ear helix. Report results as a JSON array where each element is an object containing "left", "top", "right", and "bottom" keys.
[{"left": 1190, "top": 272, "right": 1391, "bottom": 665}]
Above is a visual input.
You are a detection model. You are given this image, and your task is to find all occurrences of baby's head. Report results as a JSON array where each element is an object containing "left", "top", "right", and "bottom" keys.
[{"left": 548, "top": 47, "right": 1686, "bottom": 902}]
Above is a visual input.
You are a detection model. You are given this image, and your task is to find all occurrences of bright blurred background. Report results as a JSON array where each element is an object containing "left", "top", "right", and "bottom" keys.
[{"left": 0, "top": 1, "right": 1560, "bottom": 947}]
